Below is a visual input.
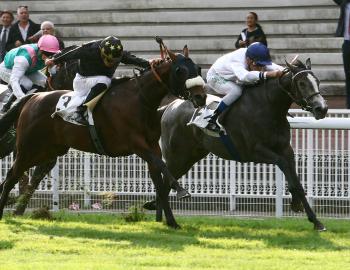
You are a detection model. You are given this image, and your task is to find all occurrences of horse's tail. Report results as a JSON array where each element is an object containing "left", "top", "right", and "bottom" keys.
[{"left": 0, "top": 94, "right": 34, "bottom": 137}]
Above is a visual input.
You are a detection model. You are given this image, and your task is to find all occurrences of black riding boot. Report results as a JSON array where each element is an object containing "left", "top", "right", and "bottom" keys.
[
  {"left": 75, "top": 83, "right": 108, "bottom": 126},
  {"left": 0, "top": 94, "right": 16, "bottom": 113},
  {"left": 205, "top": 101, "right": 229, "bottom": 132},
  {"left": 206, "top": 111, "right": 221, "bottom": 132}
]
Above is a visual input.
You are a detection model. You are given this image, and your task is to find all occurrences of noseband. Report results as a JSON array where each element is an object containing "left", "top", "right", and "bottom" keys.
[{"left": 279, "top": 69, "right": 320, "bottom": 112}]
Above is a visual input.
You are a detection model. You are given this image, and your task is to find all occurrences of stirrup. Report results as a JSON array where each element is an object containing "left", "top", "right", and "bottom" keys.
[
  {"left": 75, "top": 108, "right": 88, "bottom": 125},
  {"left": 206, "top": 120, "right": 221, "bottom": 133}
]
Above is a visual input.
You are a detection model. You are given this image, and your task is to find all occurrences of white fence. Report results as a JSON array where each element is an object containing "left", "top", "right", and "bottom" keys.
[{"left": 2, "top": 109, "right": 350, "bottom": 218}]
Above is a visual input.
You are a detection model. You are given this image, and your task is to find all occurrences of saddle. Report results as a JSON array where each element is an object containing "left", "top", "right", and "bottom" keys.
[{"left": 52, "top": 76, "right": 132, "bottom": 126}]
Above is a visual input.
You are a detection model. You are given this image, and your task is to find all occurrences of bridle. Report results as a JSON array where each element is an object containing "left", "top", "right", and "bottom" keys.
[
  {"left": 278, "top": 68, "right": 320, "bottom": 112},
  {"left": 150, "top": 39, "right": 198, "bottom": 101}
]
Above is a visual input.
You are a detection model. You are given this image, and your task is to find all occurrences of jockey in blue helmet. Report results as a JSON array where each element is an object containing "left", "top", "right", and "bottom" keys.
[{"left": 206, "top": 42, "right": 284, "bottom": 132}]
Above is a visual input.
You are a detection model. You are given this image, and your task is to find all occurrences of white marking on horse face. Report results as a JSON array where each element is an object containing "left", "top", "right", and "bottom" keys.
[
  {"left": 307, "top": 74, "right": 318, "bottom": 94},
  {"left": 306, "top": 74, "right": 327, "bottom": 109}
]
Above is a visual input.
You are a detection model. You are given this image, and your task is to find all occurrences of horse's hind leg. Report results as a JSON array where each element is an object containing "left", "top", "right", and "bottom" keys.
[{"left": 14, "top": 158, "right": 57, "bottom": 216}]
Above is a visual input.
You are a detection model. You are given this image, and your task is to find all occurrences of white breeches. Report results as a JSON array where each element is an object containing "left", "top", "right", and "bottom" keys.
[
  {"left": 0, "top": 62, "right": 46, "bottom": 91},
  {"left": 207, "top": 68, "right": 242, "bottom": 105},
  {"left": 72, "top": 73, "right": 111, "bottom": 98}
]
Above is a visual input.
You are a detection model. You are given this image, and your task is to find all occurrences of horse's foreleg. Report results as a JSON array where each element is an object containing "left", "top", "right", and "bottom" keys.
[
  {"left": 137, "top": 147, "right": 179, "bottom": 228},
  {"left": 14, "top": 159, "right": 57, "bottom": 216},
  {"left": 0, "top": 164, "right": 26, "bottom": 219},
  {"left": 254, "top": 144, "right": 325, "bottom": 231},
  {"left": 0, "top": 127, "right": 16, "bottom": 159},
  {"left": 277, "top": 146, "right": 325, "bottom": 231},
  {"left": 148, "top": 166, "right": 179, "bottom": 228},
  {"left": 155, "top": 194, "right": 162, "bottom": 222}
]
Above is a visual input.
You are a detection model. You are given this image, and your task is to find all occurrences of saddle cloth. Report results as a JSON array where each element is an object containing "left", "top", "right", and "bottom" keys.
[
  {"left": 187, "top": 94, "right": 225, "bottom": 137},
  {"left": 0, "top": 83, "right": 8, "bottom": 96},
  {"left": 51, "top": 89, "right": 107, "bottom": 126}
]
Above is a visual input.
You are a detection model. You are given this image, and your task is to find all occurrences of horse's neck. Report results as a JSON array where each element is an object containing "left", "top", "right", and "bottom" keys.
[
  {"left": 266, "top": 74, "right": 293, "bottom": 117},
  {"left": 138, "top": 63, "right": 172, "bottom": 109}
]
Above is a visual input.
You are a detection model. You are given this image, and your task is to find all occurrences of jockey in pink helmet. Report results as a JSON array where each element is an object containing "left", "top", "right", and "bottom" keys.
[
  {"left": 38, "top": 34, "right": 60, "bottom": 53},
  {"left": 0, "top": 34, "right": 60, "bottom": 112}
]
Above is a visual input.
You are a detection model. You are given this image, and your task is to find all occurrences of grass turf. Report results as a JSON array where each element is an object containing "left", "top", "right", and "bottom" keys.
[{"left": 0, "top": 212, "right": 349, "bottom": 270}]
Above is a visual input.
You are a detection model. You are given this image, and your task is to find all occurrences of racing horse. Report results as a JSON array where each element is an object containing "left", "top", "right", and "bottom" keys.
[
  {"left": 0, "top": 45, "right": 78, "bottom": 158},
  {"left": 0, "top": 46, "right": 206, "bottom": 228},
  {"left": 3, "top": 44, "right": 205, "bottom": 216},
  {"left": 155, "top": 57, "right": 329, "bottom": 231},
  {"left": 0, "top": 46, "right": 79, "bottom": 213}
]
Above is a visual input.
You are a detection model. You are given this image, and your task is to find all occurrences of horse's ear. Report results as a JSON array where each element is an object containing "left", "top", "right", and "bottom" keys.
[
  {"left": 167, "top": 48, "right": 177, "bottom": 61},
  {"left": 183, "top": 45, "right": 189, "bottom": 58},
  {"left": 305, "top": 58, "right": 312, "bottom": 70},
  {"left": 285, "top": 60, "right": 298, "bottom": 74}
]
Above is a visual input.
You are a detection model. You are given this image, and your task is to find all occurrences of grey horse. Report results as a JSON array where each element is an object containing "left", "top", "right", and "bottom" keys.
[{"left": 152, "top": 58, "right": 328, "bottom": 231}]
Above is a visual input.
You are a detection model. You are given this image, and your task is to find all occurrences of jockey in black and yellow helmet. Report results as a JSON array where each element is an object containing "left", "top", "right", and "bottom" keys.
[
  {"left": 46, "top": 35, "right": 150, "bottom": 125},
  {"left": 99, "top": 36, "right": 124, "bottom": 67}
]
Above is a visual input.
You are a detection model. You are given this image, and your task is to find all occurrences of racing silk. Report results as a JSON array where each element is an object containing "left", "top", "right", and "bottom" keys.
[
  {"left": 4, "top": 44, "right": 45, "bottom": 74},
  {"left": 53, "top": 39, "right": 150, "bottom": 78},
  {"left": 209, "top": 48, "right": 283, "bottom": 85},
  {"left": 3, "top": 44, "right": 46, "bottom": 98}
]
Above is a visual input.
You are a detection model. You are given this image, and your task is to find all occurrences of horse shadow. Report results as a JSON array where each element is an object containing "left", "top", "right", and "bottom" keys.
[{"left": 2, "top": 215, "right": 349, "bottom": 252}]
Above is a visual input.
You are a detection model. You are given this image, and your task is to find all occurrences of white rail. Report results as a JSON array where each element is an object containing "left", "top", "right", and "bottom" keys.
[{"left": 2, "top": 109, "right": 350, "bottom": 218}]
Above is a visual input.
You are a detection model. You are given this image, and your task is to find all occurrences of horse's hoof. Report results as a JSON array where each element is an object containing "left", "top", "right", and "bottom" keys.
[
  {"left": 291, "top": 201, "right": 304, "bottom": 213},
  {"left": 314, "top": 222, "right": 327, "bottom": 232},
  {"left": 176, "top": 189, "right": 191, "bottom": 200},
  {"left": 168, "top": 222, "right": 181, "bottom": 229},
  {"left": 143, "top": 200, "right": 156, "bottom": 211}
]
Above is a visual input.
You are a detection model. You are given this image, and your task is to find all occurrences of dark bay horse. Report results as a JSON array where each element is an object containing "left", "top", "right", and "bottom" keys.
[
  {"left": 157, "top": 58, "right": 329, "bottom": 231},
  {"left": 0, "top": 45, "right": 78, "bottom": 158},
  {"left": 0, "top": 48, "right": 206, "bottom": 228},
  {"left": 0, "top": 47, "right": 79, "bottom": 214}
]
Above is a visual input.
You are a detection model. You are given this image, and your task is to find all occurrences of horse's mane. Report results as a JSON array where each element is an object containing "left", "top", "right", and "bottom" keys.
[{"left": 111, "top": 76, "right": 132, "bottom": 86}]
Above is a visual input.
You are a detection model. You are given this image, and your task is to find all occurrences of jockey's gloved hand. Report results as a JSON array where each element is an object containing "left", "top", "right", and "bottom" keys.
[
  {"left": 45, "top": 58, "right": 55, "bottom": 67},
  {"left": 149, "top": 58, "right": 163, "bottom": 66}
]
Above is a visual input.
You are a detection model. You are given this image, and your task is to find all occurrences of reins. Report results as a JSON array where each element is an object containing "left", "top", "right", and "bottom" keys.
[{"left": 44, "top": 66, "right": 55, "bottom": 91}]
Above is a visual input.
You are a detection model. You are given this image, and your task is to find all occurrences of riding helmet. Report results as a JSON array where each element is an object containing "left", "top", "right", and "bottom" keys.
[
  {"left": 100, "top": 36, "right": 123, "bottom": 65},
  {"left": 246, "top": 42, "right": 272, "bottom": 66}
]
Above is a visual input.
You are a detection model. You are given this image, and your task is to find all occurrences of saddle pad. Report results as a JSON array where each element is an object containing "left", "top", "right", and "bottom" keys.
[
  {"left": 187, "top": 94, "right": 224, "bottom": 137},
  {"left": 0, "top": 84, "right": 8, "bottom": 96},
  {"left": 52, "top": 92, "right": 85, "bottom": 125},
  {"left": 51, "top": 89, "right": 107, "bottom": 126}
]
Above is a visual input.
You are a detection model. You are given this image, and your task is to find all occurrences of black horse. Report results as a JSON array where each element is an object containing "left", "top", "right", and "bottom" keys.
[{"left": 153, "top": 58, "right": 329, "bottom": 231}]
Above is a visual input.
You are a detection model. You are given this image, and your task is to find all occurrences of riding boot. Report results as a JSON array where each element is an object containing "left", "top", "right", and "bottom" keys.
[
  {"left": 0, "top": 93, "right": 16, "bottom": 113},
  {"left": 84, "top": 83, "right": 108, "bottom": 104},
  {"left": 205, "top": 101, "right": 228, "bottom": 132},
  {"left": 75, "top": 83, "right": 107, "bottom": 126}
]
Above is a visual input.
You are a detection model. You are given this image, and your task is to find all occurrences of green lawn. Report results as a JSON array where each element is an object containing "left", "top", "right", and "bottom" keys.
[{"left": 0, "top": 212, "right": 349, "bottom": 270}]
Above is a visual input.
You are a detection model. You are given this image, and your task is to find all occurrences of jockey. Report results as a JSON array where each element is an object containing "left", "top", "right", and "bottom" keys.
[
  {"left": 206, "top": 42, "right": 284, "bottom": 132},
  {"left": 45, "top": 36, "right": 152, "bottom": 125},
  {"left": 0, "top": 34, "right": 60, "bottom": 113}
]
